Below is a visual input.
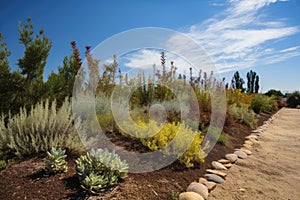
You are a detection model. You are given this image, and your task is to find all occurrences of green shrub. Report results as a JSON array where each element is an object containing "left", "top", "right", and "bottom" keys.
[
  {"left": 118, "top": 120, "right": 206, "bottom": 168},
  {"left": 0, "top": 98, "right": 85, "bottom": 158},
  {"left": 228, "top": 104, "right": 257, "bottom": 128},
  {"left": 0, "top": 160, "right": 6, "bottom": 170},
  {"left": 217, "top": 134, "right": 229, "bottom": 146},
  {"left": 44, "top": 147, "right": 68, "bottom": 174},
  {"left": 250, "top": 94, "right": 277, "bottom": 114},
  {"left": 286, "top": 91, "right": 300, "bottom": 108},
  {"left": 76, "top": 148, "right": 128, "bottom": 194}
]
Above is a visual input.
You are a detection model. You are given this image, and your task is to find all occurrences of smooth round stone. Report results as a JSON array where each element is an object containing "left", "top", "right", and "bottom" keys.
[
  {"left": 186, "top": 182, "right": 208, "bottom": 199},
  {"left": 240, "top": 148, "right": 252, "bottom": 155},
  {"left": 244, "top": 140, "right": 254, "bottom": 146},
  {"left": 234, "top": 150, "right": 248, "bottom": 159},
  {"left": 225, "top": 153, "right": 238, "bottom": 162},
  {"left": 204, "top": 174, "right": 225, "bottom": 184},
  {"left": 212, "top": 161, "right": 227, "bottom": 170},
  {"left": 179, "top": 192, "right": 204, "bottom": 200}
]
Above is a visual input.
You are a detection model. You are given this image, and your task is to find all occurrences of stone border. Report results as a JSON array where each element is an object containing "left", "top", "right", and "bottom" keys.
[{"left": 179, "top": 109, "right": 283, "bottom": 200}]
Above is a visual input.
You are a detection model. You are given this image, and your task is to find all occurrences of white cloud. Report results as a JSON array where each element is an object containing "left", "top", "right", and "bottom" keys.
[
  {"left": 123, "top": 0, "right": 299, "bottom": 74},
  {"left": 181, "top": 0, "right": 300, "bottom": 73}
]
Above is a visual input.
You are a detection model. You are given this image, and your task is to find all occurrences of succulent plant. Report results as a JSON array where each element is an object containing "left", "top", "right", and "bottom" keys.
[
  {"left": 76, "top": 148, "right": 128, "bottom": 194},
  {"left": 44, "top": 147, "right": 68, "bottom": 174}
]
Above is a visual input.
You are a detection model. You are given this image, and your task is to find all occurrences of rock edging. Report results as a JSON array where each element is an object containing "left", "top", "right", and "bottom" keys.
[{"left": 178, "top": 109, "right": 282, "bottom": 200}]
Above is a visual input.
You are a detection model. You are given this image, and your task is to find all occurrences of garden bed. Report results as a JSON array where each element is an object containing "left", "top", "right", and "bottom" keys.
[{"left": 0, "top": 112, "right": 271, "bottom": 200}]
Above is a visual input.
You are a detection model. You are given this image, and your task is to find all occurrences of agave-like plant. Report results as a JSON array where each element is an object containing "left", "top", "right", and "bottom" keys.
[
  {"left": 44, "top": 147, "right": 68, "bottom": 174},
  {"left": 76, "top": 148, "right": 128, "bottom": 194}
]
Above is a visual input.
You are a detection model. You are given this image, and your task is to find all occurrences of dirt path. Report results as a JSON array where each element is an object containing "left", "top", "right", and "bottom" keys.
[{"left": 209, "top": 108, "right": 300, "bottom": 200}]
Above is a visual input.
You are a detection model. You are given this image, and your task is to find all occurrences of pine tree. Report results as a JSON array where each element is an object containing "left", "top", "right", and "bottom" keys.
[{"left": 17, "top": 17, "right": 52, "bottom": 105}]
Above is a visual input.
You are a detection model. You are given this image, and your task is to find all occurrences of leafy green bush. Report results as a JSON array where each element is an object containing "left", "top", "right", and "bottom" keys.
[
  {"left": 44, "top": 147, "right": 68, "bottom": 174},
  {"left": 228, "top": 104, "right": 257, "bottom": 128},
  {"left": 118, "top": 120, "right": 206, "bottom": 168},
  {"left": 286, "top": 91, "right": 300, "bottom": 108},
  {"left": 0, "top": 160, "right": 6, "bottom": 170},
  {"left": 76, "top": 148, "right": 128, "bottom": 194},
  {"left": 250, "top": 94, "right": 277, "bottom": 114},
  {"left": 0, "top": 98, "right": 85, "bottom": 158}
]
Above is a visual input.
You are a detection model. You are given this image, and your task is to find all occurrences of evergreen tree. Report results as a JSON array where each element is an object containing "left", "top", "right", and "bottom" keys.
[
  {"left": 254, "top": 75, "right": 259, "bottom": 93},
  {"left": 246, "top": 70, "right": 259, "bottom": 94},
  {"left": 17, "top": 17, "right": 52, "bottom": 105},
  {"left": 232, "top": 71, "right": 245, "bottom": 91},
  {"left": 0, "top": 33, "right": 12, "bottom": 114}
]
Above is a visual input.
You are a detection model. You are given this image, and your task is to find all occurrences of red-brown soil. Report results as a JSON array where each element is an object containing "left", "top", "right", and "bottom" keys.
[{"left": 0, "top": 113, "right": 271, "bottom": 200}]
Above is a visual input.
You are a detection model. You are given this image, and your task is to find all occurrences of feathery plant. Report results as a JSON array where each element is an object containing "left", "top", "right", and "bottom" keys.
[
  {"left": 44, "top": 147, "right": 68, "bottom": 174},
  {"left": 0, "top": 98, "right": 85, "bottom": 158},
  {"left": 76, "top": 148, "right": 128, "bottom": 194}
]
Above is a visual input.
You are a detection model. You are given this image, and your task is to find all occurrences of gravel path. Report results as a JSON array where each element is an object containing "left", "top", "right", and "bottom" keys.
[{"left": 209, "top": 108, "right": 300, "bottom": 200}]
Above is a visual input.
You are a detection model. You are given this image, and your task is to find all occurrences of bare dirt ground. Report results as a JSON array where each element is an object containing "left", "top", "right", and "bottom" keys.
[{"left": 209, "top": 108, "right": 300, "bottom": 200}]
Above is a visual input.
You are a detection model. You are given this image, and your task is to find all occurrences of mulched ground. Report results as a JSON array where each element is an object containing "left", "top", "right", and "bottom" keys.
[{"left": 0, "top": 113, "right": 271, "bottom": 200}]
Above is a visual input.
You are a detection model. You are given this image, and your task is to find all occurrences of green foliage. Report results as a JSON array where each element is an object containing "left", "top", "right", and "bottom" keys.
[
  {"left": 44, "top": 147, "right": 68, "bottom": 174},
  {"left": 232, "top": 71, "right": 245, "bottom": 91},
  {"left": 250, "top": 94, "right": 277, "bottom": 114},
  {"left": 95, "top": 94, "right": 116, "bottom": 132},
  {"left": 75, "top": 148, "right": 128, "bottom": 194},
  {"left": 0, "top": 160, "right": 6, "bottom": 170},
  {"left": 217, "top": 134, "right": 229, "bottom": 146},
  {"left": 170, "top": 191, "right": 179, "bottom": 200},
  {"left": 17, "top": 17, "right": 52, "bottom": 107},
  {"left": 246, "top": 70, "right": 259, "bottom": 94},
  {"left": 0, "top": 98, "right": 85, "bottom": 158},
  {"left": 228, "top": 104, "right": 257, "bottom": 128},
  {"left": 119, "top": 120, "right": 206, "bottom": 168},
  {"left": 286, "top": 91, "right": 300, "bottom": 108},
  {"left": 264, "top": 89, "right": 284, "bottom": 98}
]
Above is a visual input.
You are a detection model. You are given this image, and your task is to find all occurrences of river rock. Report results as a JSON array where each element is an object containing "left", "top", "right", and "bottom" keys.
[
  {"left": 206, "top": 169, "right": 227, "bottom": 178},
  {"left": 223, "top": 163, "right": 232, "bottom": 168},
  {"left": 240, "top": 148, "right": 252, "bottom": 155},
  {"left": 199, "top": 178, "right": 207, "bottom": 183},
  {"left": 179, "top": 192, "right": 204, "bottom": 200},
  {"left": 234, "top": 150, "right": 248, "bottom": 159},
  {"left": 212, "top": 161, "right": 227, "bottom": 170},
  {"left": 244, "top": 140, "right": 253, "bottom": 146},
  {"left": 218, "top": 159, "right": 231, "bottom": 164},
  {"left": 203, "top": 181, "right": 217, "bottom": 191},
  {"left": 225, "top": 153, "right": 238, "bottom": 162},
  {"left": 186, "top": 182, "right": 208, "bottom": 199},
  {"left": 204, "top": 174, "right": 225, "bottom": 184},
  {"left": 243, "top": 143, "right": 252, "bottom": 149}
]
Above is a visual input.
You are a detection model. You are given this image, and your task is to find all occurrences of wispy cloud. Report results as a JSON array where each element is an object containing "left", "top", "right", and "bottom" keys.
[
  {"left": 124, "top": 0, "right": 299, "bottom": 74},
  {"left": 182, "top": 0, "right": 300, "bottom": 73}
]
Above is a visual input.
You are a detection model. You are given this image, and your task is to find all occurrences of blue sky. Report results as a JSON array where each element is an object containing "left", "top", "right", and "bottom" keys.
[{"left": 0, "top": 0, "right": 299, "bottom": 92}]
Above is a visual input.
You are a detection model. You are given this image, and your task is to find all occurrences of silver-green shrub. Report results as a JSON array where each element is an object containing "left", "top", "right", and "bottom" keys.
[
  {"left": 76, "top": 148, "right": 128, "bottom": 194},
  {"left": 0, "top": 98, "right": 85, "bottom": 157},
  {"left": 44, "top": 147, "right": 68, "bottom": 174},
  {"left": 229, "top": 103, "right": 257, "bottom": 128}
]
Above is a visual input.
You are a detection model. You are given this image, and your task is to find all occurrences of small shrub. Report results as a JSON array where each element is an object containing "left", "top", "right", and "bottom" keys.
[
  {"left": 217, "top": 134, "right": 229, "bottom": 146},
  {"left": 118, "top": 120, "right": 206, "bottom": 168},
  {"left": 44, "top": 147, "right": 68, "bottom": 174},
  {"left": 0, "top": 98, "right": 85, "bottom": 158},
  {"left": 250, "top": 94, "right": 277, "bottom": 114},
  {"left": 286, "top": 91, "right": 300, "bottom": 108},
  {"left": 76, "top": 148, "right": 128, "bottom": 194},
  {"left": 228, "top": 104, "right": 257, "bottom": 128}
]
